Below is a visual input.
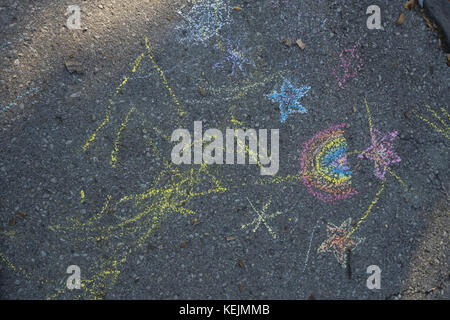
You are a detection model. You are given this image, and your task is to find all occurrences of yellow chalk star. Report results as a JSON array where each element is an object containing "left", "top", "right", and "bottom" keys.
[{"left": 241, "top": 197, "right": 282, "bottom": 239}]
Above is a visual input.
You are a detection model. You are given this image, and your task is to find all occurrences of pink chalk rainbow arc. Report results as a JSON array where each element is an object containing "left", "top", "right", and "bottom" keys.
[{"left": 300, "top": 123, "right": 358, "bottom": 202}]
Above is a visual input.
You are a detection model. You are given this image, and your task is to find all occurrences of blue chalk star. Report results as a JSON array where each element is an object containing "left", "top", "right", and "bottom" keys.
[{"left": 267, "top": 80, "right": 310, "bottom": 123}]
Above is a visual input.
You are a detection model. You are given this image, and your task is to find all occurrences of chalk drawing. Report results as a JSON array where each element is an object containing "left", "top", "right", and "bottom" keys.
[
  {"left": 0, "top": 253, "right": 30, "bottom": 279},
  {"left": 332, "top": 42, "right": 363, "bottom": 88},
  {"left": 267, "top": 79, "right": 310, "bottom": 123},
  {"left": 412, "top": 105, "right": 449, "bottom": 140},
  {"left": 241, "top": 197, "right": 282, "bottom": 239},
  {"left": 0, "top": 85, "right": 41, "bottom": 114},
  {"left": 0, "top": 19, "right": 415, "bottom": 297},
  {"left": 80, "top": 190, "right": 86, "bottom": 204},
  {"left": 83, "top": 37, "right": 183, "bottom": 152},
  {"left": 317, "top": 218, "right": 363, "bottom": 268},
  {"left": 358, "top": 99, "right": 404, "bottom": 185},
  {"left": 175, "top": 0, "right": 230, "bottom": 45},
  {"left": 302, "top": 220, "right": 321, "bottom": 273},
  {"left": 300, "top": 123, "right": 357, "bottom": 202},
  {"left": 346, "top": 181, "right": 385, "bottom": 240},
  {"left": 346, "top": 99, "right": 406, "bottom": 238},
  {"left": 82, "top": 53, "right": 145, "bottom": 151},
  {"left": 49, "top": 157, "right": 227, "bottom": 299},
  {"left": 36, "top": 39, "right": 233, "bottom": 298},
  {"left": 315, "top": 99, "right": 409, "bottom": 268},
  {"left": 271, "top": 0, "right": 289, "bottom": 8},
  {"left": 144, "top": 37, "right": 185, "bottom": 124},
  {"left": 213, "top": 38, "right": 255, "bottom": 76},
  {"left": 296, "top": 10, "right": 302, "bottom": 34},
  {"left": 358, "top": 128, "right": 401, "bottom": 180},
  {"left": 110, "top": 106, "right": 136, "bottom": 168}
]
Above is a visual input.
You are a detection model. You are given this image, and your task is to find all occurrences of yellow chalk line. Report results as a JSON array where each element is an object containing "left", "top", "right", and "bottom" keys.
[
  {"left": 426, "top": 105, "right": 447, "bottom": 128},
  {"left": 387, "top": 168, "right": 407, "bottom": 191},
  {"left": 253, "top": 173, "right": 301, "bottom": 186},
  {"left": 0, "top": 253, "right": 29, "bottom": 278},
  {"left": 48, "top": 160, "right": 227, "bottom": 299},
  {"left": 364, "top": 98, "right": 374, "bottom": 135},
  {"left": 0, "top": 230, "right": 16, "bottom": 237},
  {"left": 363, "top": 99, "right": 407, "bottom": 190},
  {"left": 441, "top": 107, "right": 450, "bottom": 121},
  {"left": 346, "top": 181, "right": 385, "bottom": 239},
  {"left": 203, "top": 71, "right": 284, "bottom": 99},
  {"left": 347, "top": 150, "right": 362, "bottom": 156},
  {"left": 363, "top": 97, "right": 379, "bottom": 170},
  {"left": 83, "top": 35, "right": 187, "bottom": 153},
  {"left": 110, "top": 106, "right": 136, "bottom": 168},
  {"left": 214, "top": 0, "right": 225, "bottom": 51},
  {"left": 144, "top": 37, "right": 185, "bottom": 124},
  {"left": 82, "top": 53, "right": 145, "bottom": 151},
  {"left": 232, "top": 72, "right": 284, "bottom": 100},
  {"left": 48, "top": 40, "right": 297, "bottom": 298},
  {"left": 242, "top": 197, "right": 281, "bottom": 239},
  {"left": 412, "top": 107, "right": 450, "bottom": 140},
  {"left": 364, "top": 97, "right": 408, "bottom": 192}
]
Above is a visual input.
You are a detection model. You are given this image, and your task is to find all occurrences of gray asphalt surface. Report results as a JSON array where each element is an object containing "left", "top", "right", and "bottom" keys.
[{"left": 0, "top": 0, "right": 449, "bottom": 299}]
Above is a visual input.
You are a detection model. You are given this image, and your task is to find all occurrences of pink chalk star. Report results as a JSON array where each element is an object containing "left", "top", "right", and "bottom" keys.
[
  {"left": 358, "top": 128, "right": 401, "bottom": 180},
  {"left": 332, "top": 42, "right": 363, "bottom": 88}
]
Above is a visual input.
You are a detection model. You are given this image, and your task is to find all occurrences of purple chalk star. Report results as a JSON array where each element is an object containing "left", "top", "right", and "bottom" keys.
[{"left": 358, "top": 128, "right": 401, "bottom": 180}]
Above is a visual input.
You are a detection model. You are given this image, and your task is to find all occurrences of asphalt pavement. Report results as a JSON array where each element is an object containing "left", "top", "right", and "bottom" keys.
[{"left": 0, "top": 0, "right": 449, "bottom": 299}]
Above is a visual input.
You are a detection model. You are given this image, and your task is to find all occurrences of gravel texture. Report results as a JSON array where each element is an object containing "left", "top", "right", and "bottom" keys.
[{"left": 0, "top": 0, "right": 448, "bottom": 300}]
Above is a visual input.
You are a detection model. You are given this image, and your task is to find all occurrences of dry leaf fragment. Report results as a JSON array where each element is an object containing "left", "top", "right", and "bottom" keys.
[
  {"left": 237, "top": 284, "right": 243, "bottom": 291},
  {"left": 234, "top": 6, "right": 241, "bottom": 11},
  {"left": 191, "top": 218, "right": 199, "bottom": 225},
  {"left": 238, "top": 260, "right": 245, "bottom": 268},
  {"left": 281, "top": 37, "right": 292, "bottom": 47},
  {"left": 296, "top": 39, "right": 306, "bottom": 50},
  {"left": 198, "top": 88, "right": 207, "bottom": 96},
  {"left": 404, "top": 111, "right": 411, "bottom": 119},
  {"left": 16, "top": 210, "right": 26, "bottom": 218},
  {"left": 180, "top": 241, "right": 187, "bottom": 248},
  {"left": 423, "top": 16, "right": 435, "bottom": 30},
  {"left": 397, "top": 12, "right": 406, "bottom": 25},
  {"left": 65, "top": 59, "right": 84, "bottom": 74},
  {"left": 9, "top": 218, "right": 16, "bottom": 226},
  {"left": 404, "top": 0, "right": 415, "bottom": 10},
  {"left": 226, "top": 235, "right": 236, "bottom": 241}
]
